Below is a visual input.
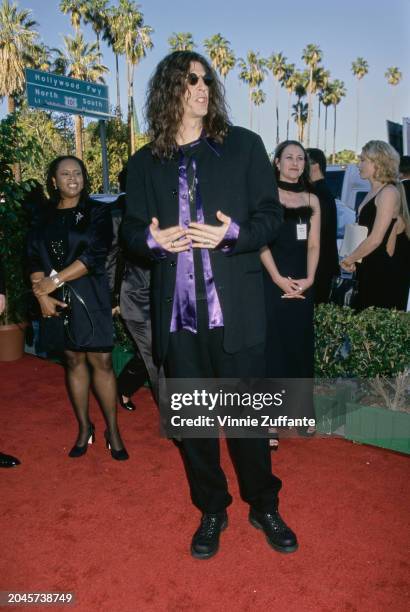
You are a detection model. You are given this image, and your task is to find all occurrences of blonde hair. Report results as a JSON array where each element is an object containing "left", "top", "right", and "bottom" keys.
[{"left": 362, "top": 140, "right": 410, "bottom": 238}]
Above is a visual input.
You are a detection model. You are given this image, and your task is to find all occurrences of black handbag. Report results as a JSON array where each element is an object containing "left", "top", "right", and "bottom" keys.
[
  {"left": 39, "top": 284, "right": 94, "bottom": 353},
  {"left": 329, "top": 274, "right": 359, "bottom": 309},
  {"left": 39, "top": 314, "right": 66, "bottom": 353}
]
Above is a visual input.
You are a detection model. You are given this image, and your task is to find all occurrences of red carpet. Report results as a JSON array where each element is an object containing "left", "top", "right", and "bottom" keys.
[{"left": 0, "top": 355, "right": 408, "bottom": 611}]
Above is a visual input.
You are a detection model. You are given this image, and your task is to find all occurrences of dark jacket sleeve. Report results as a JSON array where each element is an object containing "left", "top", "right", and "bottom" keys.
[
  {"left": 105, "top": 212, "right": 125, "bottom": 307},
  {"left": 26, "top": 228, "right": 45, "bottom": 274},
  {"left": 77, "top": 202, "right": 113, "bottom": 272},
  {"left": 230, "top": 135, "right": 283, "bottom": 255},
  {"left": 0, "top": 256, "right": 5, "bottom": 294},
  {"left": 121, "top": 150, "right": 154, "bottom": 260}
]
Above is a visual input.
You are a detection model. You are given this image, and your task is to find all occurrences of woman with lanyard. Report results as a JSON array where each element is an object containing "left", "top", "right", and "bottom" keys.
[{"left": 261, "top": 140, "right": 321, "bottom": 448}]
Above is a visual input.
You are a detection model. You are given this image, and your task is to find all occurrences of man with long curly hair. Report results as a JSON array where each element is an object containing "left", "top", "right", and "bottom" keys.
[{"left": 122, "top": 51, "right": 298, "bottom": 559}]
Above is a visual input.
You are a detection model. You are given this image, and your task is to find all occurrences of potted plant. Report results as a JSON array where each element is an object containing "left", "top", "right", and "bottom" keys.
[{"left": 0, "top": 115, "right": 40, "bottom": 360}]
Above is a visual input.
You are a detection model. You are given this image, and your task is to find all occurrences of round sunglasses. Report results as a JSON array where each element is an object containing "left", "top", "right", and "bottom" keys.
[{"left": 186, "top": 72, "right": 214, "bottom": 87}]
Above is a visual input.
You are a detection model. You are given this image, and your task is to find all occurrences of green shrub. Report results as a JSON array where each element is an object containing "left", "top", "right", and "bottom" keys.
[{"left": 314, "top": 304, "right": 410, "bottom": 410}]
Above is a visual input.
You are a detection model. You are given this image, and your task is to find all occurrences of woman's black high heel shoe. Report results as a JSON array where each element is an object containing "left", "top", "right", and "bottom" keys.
[
  {"left": 104, "top": 430, "right": 129, "bottom": 461},
  {"left": 68, "top": 423, "right": 95, "bottom": 458},
  {"left": 118, "top": 395, "right": 136, "bottom": 411}
]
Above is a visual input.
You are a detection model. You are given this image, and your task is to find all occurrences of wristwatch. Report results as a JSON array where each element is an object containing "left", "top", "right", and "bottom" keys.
[{"left": 50, "top": 274, "right": 64, "bottom": 288}]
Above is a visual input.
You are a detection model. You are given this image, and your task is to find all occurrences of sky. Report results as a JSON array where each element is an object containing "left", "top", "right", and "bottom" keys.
[{"left": 2, "top": 0, "right": 409, "bottom": 155}]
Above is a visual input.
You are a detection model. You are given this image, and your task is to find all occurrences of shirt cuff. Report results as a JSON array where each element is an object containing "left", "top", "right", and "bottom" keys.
[
  {"left": 218, "top": 220, "right": 240, "bottom": 254},
  {"left": 146, "top": 227, "right": 167, "bottom": 260}
]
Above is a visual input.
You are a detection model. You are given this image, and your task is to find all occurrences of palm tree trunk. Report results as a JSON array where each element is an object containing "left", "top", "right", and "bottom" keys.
[
  {"left": 75, "top": 115, "right": 83, "bottom": 159},
  {"left": 128, "top": 62, "right": 136, "bottom": 155},
  {"left": 332, "top": 104, "right": 337, "bottom": 164},
  {"left": 306, "top": 68, "right": 313, "bottom": 146},
  {"left": 115, "top": 54, "right": 121, "bottom": 116},
  {"left": 355, "top": 80, "right": 360, "bottom": 153},
  {"left": 316, "top": 95, "right": 321, "bottom": 147},
  {"left": 286, "top": 92, "right": 291, "bottom": 140},
  {"left": 324, "top": 106, "right": 328, "bottom": 155},
  {"left": 7, "top": 96, "right": 16, "bottom": 114},
  {"left": 249, "top": 87, "right": 252, "bottom": 130},
  {"left": 275, "top": 80, "right": 280, "bottom": 144}
]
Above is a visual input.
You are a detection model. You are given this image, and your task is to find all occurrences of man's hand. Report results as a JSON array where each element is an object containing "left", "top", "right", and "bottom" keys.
[
  {"left": 186, "top": 211, "right": 231, "bottom": 249},
  {"left": 150, "top": 217, "right": 191, "bottom": 253},
  {"left": 112, "top": 306, "right": 120, "bottom": 316},
  {"left": 32, "top": 276, "right": 58, "bottom": 297},
  {"left": 0, "top": 293, "right": 5, "bottom": 316},
  {"left": 38, "top": 295, "right": 67, "bottom": 318}
]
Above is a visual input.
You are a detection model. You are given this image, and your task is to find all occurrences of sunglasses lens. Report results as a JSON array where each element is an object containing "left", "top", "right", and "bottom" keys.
[
  {"left": 187, "top": 73, "right": 199, "bottom": 85},
  {"left": 187, "top": 73, "right": 213, "bottom": 86}
]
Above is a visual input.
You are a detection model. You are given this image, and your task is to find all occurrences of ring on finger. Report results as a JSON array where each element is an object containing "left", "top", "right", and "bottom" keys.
[{"left": 171, "top": 241, "right": 175, "bottom": 248}]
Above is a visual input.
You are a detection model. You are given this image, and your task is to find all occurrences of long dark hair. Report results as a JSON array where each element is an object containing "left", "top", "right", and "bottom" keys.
[
  {"left": 273, "top": 140, "right": 313, "bottom": 192},
  {"left": 145, "top": 51, "right": 230, "bottom": 159},
  {"left": 46, "top": 155, "right": 90, "bottom": 206}
]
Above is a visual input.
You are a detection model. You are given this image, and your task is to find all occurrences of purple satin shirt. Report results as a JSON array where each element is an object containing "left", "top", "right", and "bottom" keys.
[{"left": 146, "top": 138, "right": 239, "bottom": 333}]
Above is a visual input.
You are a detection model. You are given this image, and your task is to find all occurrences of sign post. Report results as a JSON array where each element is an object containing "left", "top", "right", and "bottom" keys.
[{"left": 25, "top": 68, "right": 112, "bottom": 191}]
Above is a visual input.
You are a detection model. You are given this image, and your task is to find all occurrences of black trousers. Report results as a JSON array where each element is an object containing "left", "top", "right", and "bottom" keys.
[
  {"left": 124, "top": 318, "right": 159, "bottom": 403},
  {"left": 164, "top": 301, "right": 282, "bottom": 514}
]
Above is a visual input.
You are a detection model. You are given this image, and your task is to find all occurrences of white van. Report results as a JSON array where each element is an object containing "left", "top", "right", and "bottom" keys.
[{"left": 325, "top": 164, "right": 370, "bottom": 238}]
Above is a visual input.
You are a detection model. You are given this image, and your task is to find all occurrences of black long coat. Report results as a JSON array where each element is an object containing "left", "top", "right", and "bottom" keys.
[
  {"left": 27, "top": 199, "right": 114, "bottom": 349},
  {"left": 121, "top": 126, "right": 283, "bottom": 363}
]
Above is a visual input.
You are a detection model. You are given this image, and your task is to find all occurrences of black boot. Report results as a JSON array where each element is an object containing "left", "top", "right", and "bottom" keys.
[
  {"left": 191, "top": 511, "right": 228, "bottom": 559},
  {"left": 249, "top": 506, "right": 298, "bottom": 553},
  {"left": 0, "top": 452, "right": 21, "bottom": 468}
]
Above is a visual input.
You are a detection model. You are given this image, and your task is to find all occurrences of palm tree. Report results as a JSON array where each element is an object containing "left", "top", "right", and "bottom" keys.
[
  {"left": 280, "top": 63, "right": 296, "bottom": 140},
  {"left": 327, "top": 79, "right": 346, "bottom": 163},
  {"left": 82, "top": 0, "right": 108, "bottom": 52},
  {"left": 0, "top": 0, "right": 39, "bottom": 113},
  {"left": 385, "top": 66, "right": 402, "bottom": 121},
  {"left": 351, "top": 57, "right": 369, "bottom": 152},
  {"left": 102, "top": 10, "right": 121, "bottom": 114},
  {"left": 266, "top": 51, "right": 287, "bottom": 144},
  {"left": 237, "top": 51, "right": 267, "bottom": 130},
  {"left": 310, "top": 66, "right": 329, "bottom": 148},
  {"left": 203, "top": 33, "right": 235, "bottom": 83},
  {"left": 59, "top": 0, "right": 86, "bottom": 33},
  {"left": 292, "top": 99, "right": 308, "bottom": 142},
  {"left": 251, "top": 88, "right": 266, "bottom": 134},
  {"left": 302, "top": 43, "right": 322, "bottom": 146},
  {"left": 168, "top": 32, "right": 195, "bottom": 52},
  {"left": 218, "top": 50, "right": 236, "bottom": 84},
  {"left": 321, "top": 82, "right": 333, "bottom": 155},
  {"left": 111, "top": 0, "right": 153, "bottom": 155},
  {"left": 55, "top": 33, "right": 108, "bottom": 158}
]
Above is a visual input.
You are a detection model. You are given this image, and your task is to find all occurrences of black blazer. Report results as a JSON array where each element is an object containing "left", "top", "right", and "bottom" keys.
[
  {"left": 106, "top": 200, "right": 151, "bottom": 322},
  {"left": 27, "top": 199, "right": 113, "bottom": 347},
  {"left": 121, "top": 126, "right": 282, "bottom": 363}
]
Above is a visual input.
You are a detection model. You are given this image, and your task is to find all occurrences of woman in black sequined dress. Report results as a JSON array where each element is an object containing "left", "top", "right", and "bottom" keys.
[
  {"left": 261, "top": 141, "right": 321, "bottom": 444},
  {"left": 27, "top": 156, "right": 128, "bottom": 460}
]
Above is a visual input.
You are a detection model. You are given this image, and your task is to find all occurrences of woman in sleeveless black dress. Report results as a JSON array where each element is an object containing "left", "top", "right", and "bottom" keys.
[
  {"left": 261, "top": 141, "right": 321, "bottom": 445},
  {"left": 27, "top": 156, "right": 128, "bottom": 461},
  {"left": 341, "top": 141, "right": 410, "bottom": 310}
]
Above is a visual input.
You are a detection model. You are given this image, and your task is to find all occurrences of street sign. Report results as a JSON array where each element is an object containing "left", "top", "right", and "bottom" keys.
[{"left": 25, "top": 68, "right": 110, "bottom": 119}]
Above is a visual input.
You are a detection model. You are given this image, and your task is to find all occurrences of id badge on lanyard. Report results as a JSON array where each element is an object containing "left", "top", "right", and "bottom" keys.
[{"left": 296, "top": 222, "right": 307, "bottom": 240}]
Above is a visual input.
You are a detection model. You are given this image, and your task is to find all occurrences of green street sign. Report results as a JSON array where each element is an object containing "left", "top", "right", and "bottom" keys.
[{"left": 25, "top": 68, "right": 110, "bottom": 119}]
